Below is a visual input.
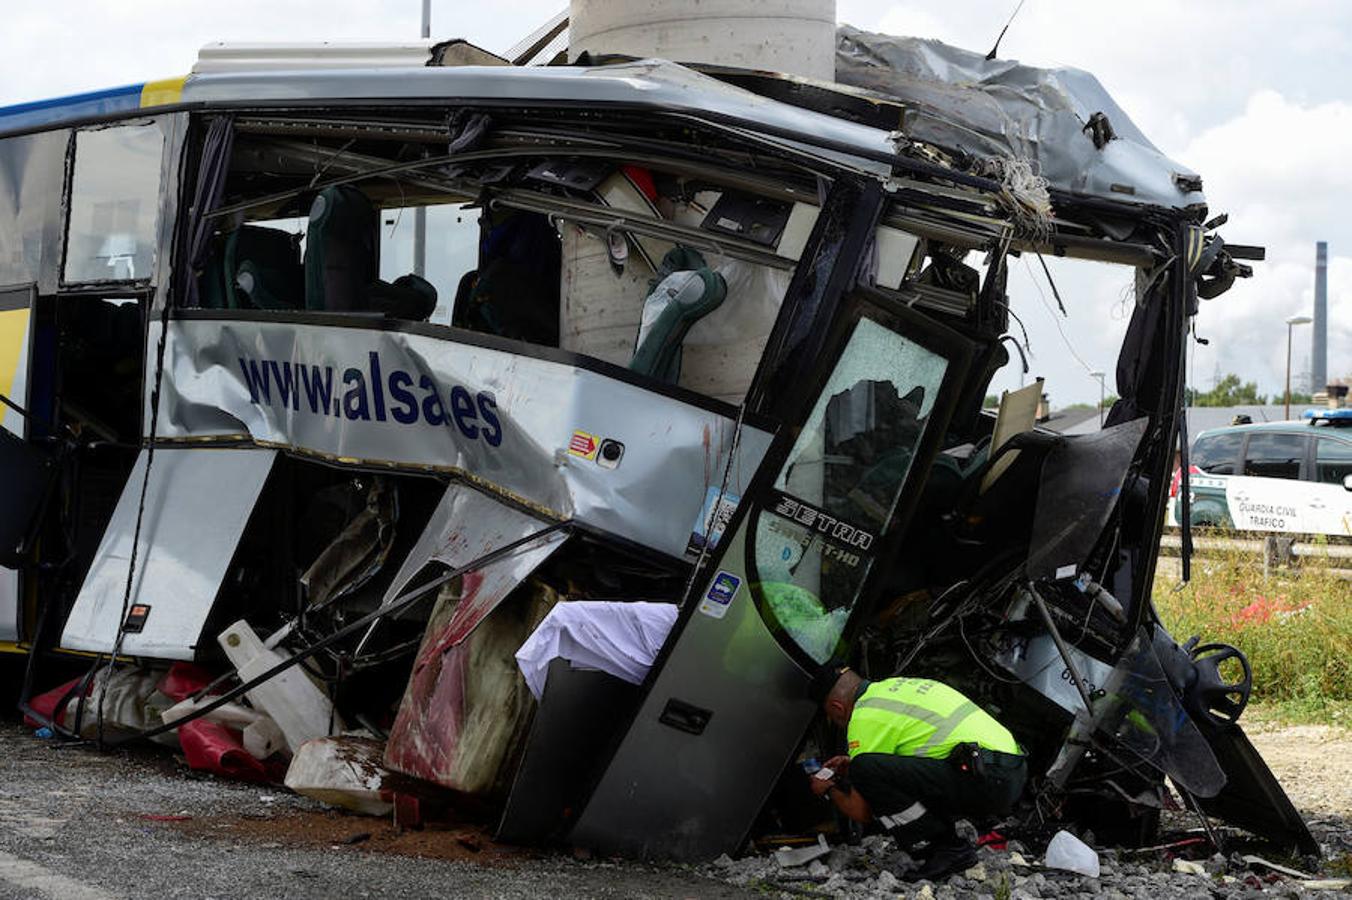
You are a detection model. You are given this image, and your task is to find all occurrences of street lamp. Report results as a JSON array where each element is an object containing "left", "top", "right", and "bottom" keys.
[
  {"left": 1089, "top": 370, "right": 1106, "bottom": 426},
  {"left": 412, "top": 0, "right": 431, "bottom": 278},
  {"left": 1285, "top": 314, "right": 1313, "bottom": 420}
]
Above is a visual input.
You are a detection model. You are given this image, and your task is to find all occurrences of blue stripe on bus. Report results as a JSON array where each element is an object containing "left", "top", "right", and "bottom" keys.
[{"left": 0, "top": 83, "right": 144, "bottom": 133}]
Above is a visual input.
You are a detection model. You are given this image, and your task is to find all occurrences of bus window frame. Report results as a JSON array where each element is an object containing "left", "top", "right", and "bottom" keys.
[
  {"left": 59, "top": 113, "right": 187, "bottom": 301},
  {"left": 744, "top": 287, "right": 976, "bottom": 670}
]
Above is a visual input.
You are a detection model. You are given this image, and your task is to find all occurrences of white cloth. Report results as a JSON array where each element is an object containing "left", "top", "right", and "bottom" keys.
[{"left": 515, "top": 601, "right": 679, "bottom": 699}]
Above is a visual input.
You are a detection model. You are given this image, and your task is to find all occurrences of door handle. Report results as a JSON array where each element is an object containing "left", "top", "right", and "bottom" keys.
[{"left": 659, "top": 698, "right": 713, "bottom": 735}]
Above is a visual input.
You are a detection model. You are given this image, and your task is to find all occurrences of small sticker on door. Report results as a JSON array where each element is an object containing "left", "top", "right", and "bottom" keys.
[
  {"left": 568, "top": 429, "right": 599, "bottom": 460},
  {"left": 699, "top": 570, "right": 741, "bottom": 619}
]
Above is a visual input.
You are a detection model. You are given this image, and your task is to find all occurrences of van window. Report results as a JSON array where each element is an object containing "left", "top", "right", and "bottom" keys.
[
  {"left": 1192, "top": 432, "right": 1242, "bottom": 475},
  {"left": 64, "top": 123, "right": 165, "bottom": 284},
  {"left": 1315, "top": 438, "right": 1352, "bottom": 485},
  {"left": 1242, "top": 432, "right": 1306, "bottom": 481}
]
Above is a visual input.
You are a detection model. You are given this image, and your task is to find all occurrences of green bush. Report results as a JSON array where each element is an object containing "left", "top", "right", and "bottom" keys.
[{"left": 1152, "top": 540, "right": 1352, "bottom": 726}]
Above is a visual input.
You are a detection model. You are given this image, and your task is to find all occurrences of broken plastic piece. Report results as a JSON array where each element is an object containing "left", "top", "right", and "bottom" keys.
[
  {"left": 1043, "top": 830, "right": 1099, "bottom": 877},
  {"left": 243, "top": 716, "right": 287, "bottom": 760},
  {"left": 775, "top": 834, "right": 831, "bottom": 867},
  {"left": 284, "top": 735, "right": 393, "bottom": 817},
  {"left": 217, "top": 619, "right": 342, "bottom": 753}
]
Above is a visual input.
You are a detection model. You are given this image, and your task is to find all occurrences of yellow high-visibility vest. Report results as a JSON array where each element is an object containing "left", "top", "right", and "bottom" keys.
[{"left": 847, "top": 677, "right": 1021, "bottom": 759}]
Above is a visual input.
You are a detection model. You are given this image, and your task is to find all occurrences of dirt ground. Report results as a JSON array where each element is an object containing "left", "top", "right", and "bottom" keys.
[{"left": 1247, "top": 722, "right": 1352, "bottom": 817}]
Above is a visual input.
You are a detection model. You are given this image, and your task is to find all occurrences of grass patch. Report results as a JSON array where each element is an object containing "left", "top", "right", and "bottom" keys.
[{"left": 1152, "top": 538, "right": 1352, "bottom": 729}]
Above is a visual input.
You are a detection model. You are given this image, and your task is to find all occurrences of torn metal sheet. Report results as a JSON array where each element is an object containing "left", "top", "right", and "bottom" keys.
[
  {"left": 384, "top": 564, "right": 561, "bottom": 793},
  {"left": 835, "top": 26, "right": 1207, "bottom": 209},
  {"left": 358, "top": 481, "right": 557, "bottom": 652},
  {"left": 152, "top": 317, "right": 771, "bottom": 560},
  {"left": 61, "top": 447, "right": 277, "bottom": 660},
  {"left": 376, "top": 483, "right": 567, "bottom": 794}
]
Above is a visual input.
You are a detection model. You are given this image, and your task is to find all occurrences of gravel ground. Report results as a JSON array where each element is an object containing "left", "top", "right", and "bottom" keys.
[
  {"left": 0, "top": 716, "right": 1348, "bottom": 900},
  {"left": 697, "top": 724, "right": 1352, "bottom": 899},
  {"left": 0, "top": 719, "right": 753, "bottom": 900}
]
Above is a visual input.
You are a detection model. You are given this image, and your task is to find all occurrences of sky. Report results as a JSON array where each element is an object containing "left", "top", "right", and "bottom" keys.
[{"left": 1, "top": 0, "right": 1348, "bottom": 407}]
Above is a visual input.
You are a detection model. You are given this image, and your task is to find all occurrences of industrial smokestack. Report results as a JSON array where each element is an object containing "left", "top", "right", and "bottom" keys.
[{"left": 1313, "top": 241, "right": 1328, "bottom": 393}]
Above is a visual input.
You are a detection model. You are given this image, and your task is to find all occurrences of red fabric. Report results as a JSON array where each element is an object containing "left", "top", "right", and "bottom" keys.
[
  {"left": 621, "top": 165, "right": 657, "bottom": 202},
  {"left": 157, "top": 662, "right": 216, "bottom": 702},
  {"left": 24, "top": 677, "right": 85, "bottom": 729},
  {"left": 976, "top": 830, "right": 1007, "bottom": 851},
  {"left": 177, "top": 719, "right": 279, "bottom": 783},
  {"left": 158, "top": 663, "right": 285, "bottom": 782}
]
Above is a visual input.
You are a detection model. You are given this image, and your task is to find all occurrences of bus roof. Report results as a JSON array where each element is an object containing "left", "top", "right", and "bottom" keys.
[{"left": 0, "top": 62, "right": 896, "bottom": 177}]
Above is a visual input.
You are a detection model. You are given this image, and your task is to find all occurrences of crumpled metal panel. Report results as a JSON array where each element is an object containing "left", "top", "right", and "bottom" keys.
[
  {"left": 381, "top": 503, "right": 565, "bottom": 792},
  {"left": 60, "top": 447, "right": 278, "bottom": 660},
  {"left": 834, "top": 26, "right": 1206, "bottom": 210},
  {"left": 366, "top": 481, "right": 568, "bottom": 650},
  {"left": 174, "top": 59, "right": 897, "bottom": 178},
  {"left": 153, "top": 318, "right": 771, "bottom": 560}
]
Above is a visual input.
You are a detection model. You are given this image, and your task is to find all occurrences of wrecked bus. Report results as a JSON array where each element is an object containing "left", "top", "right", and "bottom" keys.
[{"left": 0, "top": 29, "right": 1316, "bottom": 862}]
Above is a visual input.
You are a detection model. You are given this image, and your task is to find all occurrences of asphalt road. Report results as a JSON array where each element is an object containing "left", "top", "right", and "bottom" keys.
[{"left": 0, "top": 719, "right": 754, "bottom": 900}]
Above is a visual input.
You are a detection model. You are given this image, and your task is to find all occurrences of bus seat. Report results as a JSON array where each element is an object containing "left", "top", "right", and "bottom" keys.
[
  {"left": 365, "top": 274, "right": 438, "bottom": 321},
  {"left": 224, "top": 225, "right": 303, "bottom": 310},
  {"left": 628, "top": 247, "right": 726, "bottom": 384},
  {"left": 304, "top": 186, "right": 377, "bottom": 312},
  {"left": 453, "top": 212, "right": 561, "bottom": 345}
]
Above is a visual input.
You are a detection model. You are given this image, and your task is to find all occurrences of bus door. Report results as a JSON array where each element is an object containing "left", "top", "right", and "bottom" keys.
[{"left": 570, "top": 293, "right": 974, "bottom": 860}]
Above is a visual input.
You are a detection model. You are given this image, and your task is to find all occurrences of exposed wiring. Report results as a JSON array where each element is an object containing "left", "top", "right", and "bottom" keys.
[
  {"left": 97, "top": 291, "right": 173, "bottom": 747},
  {"left": 957, "top": 614, "right": 1024, "bottom": 684},
  {"left": 309, "top": 138, "right": 357, "bottom": 189},
  {"left": 1035, "top": 253, "right": 1067, "bottom": 316},
  {"left": 1023, "top": 256, "right": 1099, "bottom": 378}
]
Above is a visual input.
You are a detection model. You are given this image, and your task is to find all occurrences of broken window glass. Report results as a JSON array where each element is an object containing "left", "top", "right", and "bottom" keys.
[
  {"left": 756, "top": 316, "right": 948, "bottom": 663},
  {"left": 64, "top": 123, "right": 164, "bottom": 284}
]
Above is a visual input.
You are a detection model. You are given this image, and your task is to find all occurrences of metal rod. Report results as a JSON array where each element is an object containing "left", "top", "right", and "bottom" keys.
[
  {"left": 413, "top": 0, "right": 431, "bottom": 277},
  {"left": 1028, "top": 585, "right": 1097, "bottom": 714}
]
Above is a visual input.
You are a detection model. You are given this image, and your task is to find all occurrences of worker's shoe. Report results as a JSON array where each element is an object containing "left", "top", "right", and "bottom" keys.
[{"left": 905, "top": 837, "right": 977, "bottom": 882}]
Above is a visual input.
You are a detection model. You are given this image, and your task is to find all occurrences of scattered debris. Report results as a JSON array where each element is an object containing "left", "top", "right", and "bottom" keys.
[
  {"left": 775, "top": 834, "right": 832, "bottom": 868},
  {"left": 1044, "top": 831, "right": 1101, "bottom": 878},
  {"left": 283, "top": 735, "right": 393, "bottom": 817}
]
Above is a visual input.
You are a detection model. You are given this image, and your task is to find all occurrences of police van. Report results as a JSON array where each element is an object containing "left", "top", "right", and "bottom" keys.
[{"left": 1172, "top": 410, "right": 1352, "bottom": 537}]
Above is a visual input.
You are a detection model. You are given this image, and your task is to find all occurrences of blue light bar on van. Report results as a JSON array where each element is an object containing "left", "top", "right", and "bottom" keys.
[{"left": 1303, "top": 408, "right": 1352, "bottom": 425}]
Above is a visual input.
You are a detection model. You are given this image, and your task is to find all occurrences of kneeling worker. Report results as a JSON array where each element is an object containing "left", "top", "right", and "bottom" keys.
[{"left": 808, "top": 666, "right": 1027, "bottom": 880}]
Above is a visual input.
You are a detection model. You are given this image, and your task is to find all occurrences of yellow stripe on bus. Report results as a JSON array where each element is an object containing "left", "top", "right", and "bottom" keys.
[
  {"left": 0, "top": 307, "right": 30, "bottom": 402},
  {"left": 140, "top": 76, "right": 186, "bottom": 108}
]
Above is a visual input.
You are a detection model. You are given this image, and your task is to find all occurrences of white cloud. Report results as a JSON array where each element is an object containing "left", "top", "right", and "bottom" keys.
[{"left": 1179, "top": 90, "right": 1352, "bottom": 395}]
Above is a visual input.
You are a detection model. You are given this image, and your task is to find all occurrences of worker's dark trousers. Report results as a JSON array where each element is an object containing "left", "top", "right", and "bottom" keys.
[{"left": 849, "top": 749, "right": 1027, "bottom": 846}]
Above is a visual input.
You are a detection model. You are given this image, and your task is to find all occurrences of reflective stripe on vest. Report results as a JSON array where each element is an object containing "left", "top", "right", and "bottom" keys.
[
  {"left": 855, "top": 694, "right": 981, "bottom": 758},
  {"left": 847, "top": 678, "right": 1022, "bottom": 759}
]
